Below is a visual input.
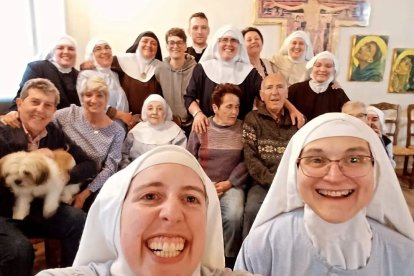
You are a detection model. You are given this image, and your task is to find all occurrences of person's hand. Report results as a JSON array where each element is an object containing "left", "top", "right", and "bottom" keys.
[
  {"left": 331, "top": 81, "right": 342, "bottom": 90},
  {"left": 116, "top": 111, "right": 134, "bottom": 129},
  {"left": 191, "top": 112, "right": 208, "bottom": 134},
  {"left": 73, "top": 188, "right": 92, "bottom": 209},
  {"left": 0, "top": 111, "right": 21, "bottom": 128},
  {"left": 214, "top": 181, "right": 232, "bottom": 198},
  {"left": 80, "top": 60, "right": 95, "bottom": 70},
  {"left": 290, "top": 109, "right": 306, "bottom": 129}
]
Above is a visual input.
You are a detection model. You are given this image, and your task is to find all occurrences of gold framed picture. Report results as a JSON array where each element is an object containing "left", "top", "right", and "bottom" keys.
[
  {"left": 348, "top": 35, "right": 388, "bottom": 82},
  {"left": 388, "top": 48, "right": 414, "bottom": 93}
]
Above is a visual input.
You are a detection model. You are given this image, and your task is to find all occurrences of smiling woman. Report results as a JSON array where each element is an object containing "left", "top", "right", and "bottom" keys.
[
  {"left": 37, "top": 145, "right": 255, "bottom": 275},
  {"left": 235, "top": 113, "right": 414, "bottom": 275}
]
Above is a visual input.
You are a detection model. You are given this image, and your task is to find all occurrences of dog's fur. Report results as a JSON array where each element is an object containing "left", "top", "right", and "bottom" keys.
[{"left": 0, "top": 149, "right": 79, "bottom": 219}]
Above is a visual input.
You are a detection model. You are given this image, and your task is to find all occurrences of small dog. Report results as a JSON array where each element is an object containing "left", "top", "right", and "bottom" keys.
[{"left": 0, "top": 149, "right": 79, "bottom": 220}]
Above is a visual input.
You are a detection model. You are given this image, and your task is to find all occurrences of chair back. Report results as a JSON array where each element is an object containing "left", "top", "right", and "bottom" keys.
[
  {"left": 370, "top": 102, "right": 400, "bottom": 145},
  {"left": 406, "top": 104, "right": 414, "bottom": 148}
]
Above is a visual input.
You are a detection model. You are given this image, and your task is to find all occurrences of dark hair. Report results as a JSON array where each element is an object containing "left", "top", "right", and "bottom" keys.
[
  {"left": 125, "top": 31, "right": 162, "bottom": 60},
  {"left": 189, "top": 12, "right": 208, "bottom": 23},
  {"left": 165, "top": 28, "right": 187, "bottom": 43},
  {"left": 241, "top": 27, "right": 264, "bottom": 43},
  {"left": 211, "top": 83, "right": 242, "bottom": 108}
]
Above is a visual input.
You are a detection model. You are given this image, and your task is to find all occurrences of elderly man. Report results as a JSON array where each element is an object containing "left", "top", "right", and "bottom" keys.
[
  {"left": 186, "top": 12, "right": 210, "bottom": 62},
  {"left": 155, "top": 27, "right": 197, "bottom": 136},
  {"left": 187, "top": 83, "right": 247, "bottom": 268},
  {"left": 242, "top": 73, "right": 298, "bottom": 238},
  {"left": 0, "top": 78, "right": 96, "bottom": 276}
]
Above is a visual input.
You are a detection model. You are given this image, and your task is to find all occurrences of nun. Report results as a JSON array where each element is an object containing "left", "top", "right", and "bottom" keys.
[
  {"left": 38, "top": 145, "right": 255, "bottom": 276},
  {"left": 235, "top": 113, "right": 414, "bottom": 275},
  {"left": 288, "top": 51, "right": 349, "bottom": 121}
]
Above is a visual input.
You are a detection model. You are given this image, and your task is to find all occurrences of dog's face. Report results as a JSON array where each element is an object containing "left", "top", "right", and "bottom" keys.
[{"left": 0, "top": 151, "right": 50, "bottom": 191}]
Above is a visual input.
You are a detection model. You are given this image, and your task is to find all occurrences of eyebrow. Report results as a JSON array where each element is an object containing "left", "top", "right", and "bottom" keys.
[
  {"left": 132, "top": 181, "right": 205, "bottom": 196},
  {"left": 301, "top": 146, "right": 370, "bottom": 155}
]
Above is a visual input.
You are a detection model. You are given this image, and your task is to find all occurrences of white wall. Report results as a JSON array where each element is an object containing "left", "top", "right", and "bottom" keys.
[{"left": 65, "top": 0, "right": 414, "bottom": 145}]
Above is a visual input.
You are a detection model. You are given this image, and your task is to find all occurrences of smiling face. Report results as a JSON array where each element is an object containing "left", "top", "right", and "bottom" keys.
[
  {"left": 93, "top": 42, "right": 113, "bottom": 68},
  {"left": 166, "top": 35, "right": 186, "bottom": 60},
  {"left": 367, "top": 113, "right": 382, "bottom": 136},
  {"left": 288, "top": 37, "right": 305, "bottom": 60},
  {"left": 53, "top": 44, "right": 76, "bottom": 68},
  {"left": 260, "top": 74, "right": 288, "bottom": 115},
  {"left": 16, "top": 88, "right": 56, "bottom": 137},
  {"left": 82, "top": 90, "right": 108, "bottom": 115},
  {"left": 311, "top": 58, "right": 335, "bottom": 83},
  {"left": 120, "top": 163, "right": 207, "bottom": 276},
  {"left": 139, "top": 36, "right": 158, "bottom": 59},
  {"left": 218, "top": 36, "right": 240, "bottom": 61},
  {"left": 244, "top": 31, "right": 263, "bottom": 57},
  {"left": 297, "top": 136, "right": 375, "bottom": 223},
  {"left": 146, "top": 101, "right": 166, "bottom": 125}
]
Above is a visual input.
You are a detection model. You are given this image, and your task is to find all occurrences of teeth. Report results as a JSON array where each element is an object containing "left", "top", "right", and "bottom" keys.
[
  {"left": 147, "top": 236, "right": 185, "bottom": 258},
  {"left": 317, "top": 189, "right": 353, "bottom": 197}
]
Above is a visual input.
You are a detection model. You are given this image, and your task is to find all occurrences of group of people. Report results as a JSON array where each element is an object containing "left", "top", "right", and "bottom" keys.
[{"left": 0, "top": 10, "right": 413, "bottom": 276}]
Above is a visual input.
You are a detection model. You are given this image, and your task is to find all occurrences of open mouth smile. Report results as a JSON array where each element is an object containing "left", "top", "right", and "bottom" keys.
[
  {"left": 317, "top": 189, "right": 354, "bottom": 198},
  {"left": 147, "top": 236, "right": 185, "bottom": 258}
]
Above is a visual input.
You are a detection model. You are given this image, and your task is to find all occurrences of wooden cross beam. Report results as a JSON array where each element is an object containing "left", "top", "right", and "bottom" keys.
[{"left": 254, "top": 0, "right": 371, "bottom": 54}]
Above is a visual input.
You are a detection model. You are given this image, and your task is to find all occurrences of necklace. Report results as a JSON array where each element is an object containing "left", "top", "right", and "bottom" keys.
[{"left": 140, "top": 59, "right": 155, "bottom": 79}]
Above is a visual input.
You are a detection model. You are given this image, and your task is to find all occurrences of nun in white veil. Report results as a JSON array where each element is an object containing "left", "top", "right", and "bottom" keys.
[
  {"left": 37, "top": 145, "right": 256, "bottom": 276},
  {"left": 271, "top": 30, "right": 314, "bottom": 86},
  {"left": 119, "top": 94, "right": 187, "bottom": 169},
  {"left": 185, "top": 25, "right": 303, "bottom": 134},
  {"left": 77, "top": 38, "right": 129, "bottom": 114},
  {"left": 235, "top": 113, "right": 414, "bottom": 276}
]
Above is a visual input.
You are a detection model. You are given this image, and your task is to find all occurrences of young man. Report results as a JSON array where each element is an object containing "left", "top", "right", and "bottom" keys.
[
  {"left": 0, "top": 78, "right": 97, "bottom": 276},
  {"left": 186, "top": 12, "right": 210, "bottom": 62},
  {"left": 155, "top": 27, "right": 197, "bottom": 136}
]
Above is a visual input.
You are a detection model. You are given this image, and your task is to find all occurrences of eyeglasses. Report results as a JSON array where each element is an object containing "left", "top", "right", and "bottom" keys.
[
  {"left": 297, "top": 155, "right": 374, "bottom": 178},
  {"left": 218, "top": 37, "right": 239, "bottom": 44},
  {"left": 354, "top": 113, "right": 367, "bottom": 119},
  {"left": 167, "top": 40, "right": 185, "bottom": 47}
]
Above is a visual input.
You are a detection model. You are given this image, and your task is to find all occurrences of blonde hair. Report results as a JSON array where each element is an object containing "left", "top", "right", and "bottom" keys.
[{"left": 80, "top": 75, "right": 109, "bottom": 98}]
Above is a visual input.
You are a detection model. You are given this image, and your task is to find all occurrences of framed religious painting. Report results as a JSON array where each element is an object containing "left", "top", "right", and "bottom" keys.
[
  {"left": 253, "top": 0, "right": 371, "bottom": 54},
  {"left": 348, "top": 35, "right": 389, "bottom": 82},
  {"left": 388, "top": 48, "right": 414, "bottom": 93}
]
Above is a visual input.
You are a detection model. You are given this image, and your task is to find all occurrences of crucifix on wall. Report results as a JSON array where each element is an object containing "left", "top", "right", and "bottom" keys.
[{"left": 254, "top": 0, "right": 371, "bottom": 54}]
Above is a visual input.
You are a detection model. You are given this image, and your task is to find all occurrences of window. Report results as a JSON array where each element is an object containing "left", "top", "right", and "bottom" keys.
[{"left": 0, "top": 0, "right": 65, "bottom": 100}]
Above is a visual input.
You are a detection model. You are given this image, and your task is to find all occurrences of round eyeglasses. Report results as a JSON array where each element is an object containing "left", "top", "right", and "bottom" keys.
[{"left": 297, "top": 155, "right": 374, "bottom": 178}]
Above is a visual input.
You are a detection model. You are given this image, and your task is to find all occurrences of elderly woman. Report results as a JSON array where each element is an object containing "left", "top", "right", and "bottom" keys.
[
  {"left": 119, "top": 94, "right": 186, "bottom": 169},
  {"left": 54, "top": 76, "right": 125, "bottom": 210},
  {"left": 37, "top": 145, "right": 255, "bottom": 275},
  {"left": 366, "top": 106, "right": 396, "bottom": 168},
  {"left": 235, "top": 113, "right": 414, "bottom": 275},
  {"left": 77, "top": 38, "right": 131, "bottom": 127},
  {"left": 3, "top": 35, "right": 79, "bottom": 127},
  {"left": 185, "top": 25, "right": 303, "bottom": 134},
  {"left": 113, "top": 31, "right": 163, "bottom": 116},
  {"left": 288, "top": 51, "right": 349, "bottom": 121},
  {"left": 242, "top": 27, "right": 277, "bottom": 79},
  {"left": 271, "top": 30, "right": 314, "bottom": 86}
]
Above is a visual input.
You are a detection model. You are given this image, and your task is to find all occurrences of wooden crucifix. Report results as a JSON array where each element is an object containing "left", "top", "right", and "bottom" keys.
[{"left": 255, "top": 0, "right": 371, "bottom": 54}]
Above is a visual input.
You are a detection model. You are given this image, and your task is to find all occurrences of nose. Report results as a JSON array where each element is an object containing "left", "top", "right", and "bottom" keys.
[
  {"left": 159, "top": 198, "right": 184, "bottom": 223},
  {"left": 14, "top": 179, "right": 22, "bottom": 186},
  {"left": 323, "top": 162, "right": 347, "bottom": 182}
]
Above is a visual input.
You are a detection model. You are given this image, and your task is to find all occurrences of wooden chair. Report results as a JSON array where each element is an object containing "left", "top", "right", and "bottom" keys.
[
  {"left": 393, "top": 104, "right": 414, "bottom": 188},
  {"left": 370, "top": 102, "right": 400, "bottom": 145}
]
